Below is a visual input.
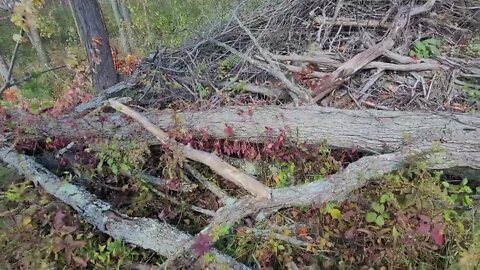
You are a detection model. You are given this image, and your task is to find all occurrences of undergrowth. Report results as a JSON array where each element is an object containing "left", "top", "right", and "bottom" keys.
[{"left": 1, "top": 132, "right": 478, "bottom": 269}]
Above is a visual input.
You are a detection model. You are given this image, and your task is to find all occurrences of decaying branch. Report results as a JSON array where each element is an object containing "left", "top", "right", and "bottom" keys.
[
  {"left": 311, "top": 0, "right": 438, "bottom": 102},
  {"left": 233, "top": 15, "right": 312, "bottom": 103},
  {"left": 108, "top": 99, "right": 272, "bottom": 199},
  {"left": 0, "top": 147, "right": 250, "bottom": 270}
]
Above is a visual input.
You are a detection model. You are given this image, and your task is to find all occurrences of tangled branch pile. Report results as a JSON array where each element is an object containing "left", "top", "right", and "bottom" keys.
[{"left": 130, "top": 0, "right": 480, "bottom": 111}]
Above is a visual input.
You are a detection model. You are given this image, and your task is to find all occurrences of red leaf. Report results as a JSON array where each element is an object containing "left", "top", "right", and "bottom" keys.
[
  {"left": 431, "top": 223, "right": 444, "bottom": 246},
  {"left": 418, "top": 214, "right": 431, "bottom": 223},
  {"left": 224, "top": 124, "right": 234, "bottom": 137},
  {"left": 72, "top": 255, "right": 88, "bottom": 268},
  {"left": 416, "top": 223, "right": 431, "bottom": 234},
  {"left": 192, "top": 233, "right": 213, "bottom": 256},
  {"left": 54, "top": 209, "right": 66, "bottom": 230},
  {"left": 344, "top": 227, "right": 356, "bottom": 239},
  {"left": 247, "top": 107, "right": 253, "bottom": 116}
]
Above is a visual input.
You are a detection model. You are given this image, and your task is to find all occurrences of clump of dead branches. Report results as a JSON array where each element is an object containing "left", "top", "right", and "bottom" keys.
[{"left": 127, "top": 0, "right": 478, "bottom": 111}]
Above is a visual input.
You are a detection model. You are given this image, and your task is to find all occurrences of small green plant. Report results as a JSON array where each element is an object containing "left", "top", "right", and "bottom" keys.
[
  {"left": 409, "top": 38, "right": 442, "bottom": 58},
  {"left": 4, "top": 181, "right": 34, "bottom": 203},
  {"left": 365, "top": 201, "right": 389, "bottom": 226},
  {"left": 272, "top": 162, "right": 295, "bottom": 188},
  {"left": 96, "top": 140, "right": 149, "bottom": 177},
  {"left": 322, "top": 202, "right": 342, "bottom": 220},
  {"left": 80, "top": 238, "right": 144, "bottom": 269},
  {"left": 442, "top": 178, "right": 474, "bottom": 207}
]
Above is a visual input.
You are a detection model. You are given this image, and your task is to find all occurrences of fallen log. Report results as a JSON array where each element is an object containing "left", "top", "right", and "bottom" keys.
[
  {"left": 0, "top": 146, "right": 250, "bottom": 270},
  {"left": 5, "top": 105, "right": 479, "bottom": 177}
]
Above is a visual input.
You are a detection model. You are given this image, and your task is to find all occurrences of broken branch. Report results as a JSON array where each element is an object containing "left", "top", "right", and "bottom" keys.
[{"left": 108, "top": 99, "right": 272, "bottom": 199}]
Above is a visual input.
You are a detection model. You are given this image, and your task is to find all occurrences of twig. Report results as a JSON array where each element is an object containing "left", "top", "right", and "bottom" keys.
[
  {"left": 0, "top": 29, "right": 23, "bottom": 95},
  {"left": 319, "top": 0, "right": 344, "bottom": 48},
  {"left": 218, "top": 81, "right": 287, "bottom": 99},
  {"left": 108, "top": 99, "right": 272, "bottom": 199},
  {"left": 314, "top": 15, "right": 390, "bottom": 29},
  {"left": 185, "top": 164, "right": 235, "bottom": 206},
  {"left": 146, "top": 182, "right": 216, "bottom": 217},
  {"left": 253, "top": 229, "right": 314, "bottom": 249},
  {"left": 55, "top": 141, "right": 75, "bottom": 159},
  {"left": 2, "top": 65, "right": 67, "bottom": 92},
  {"left": 233, "top": 14, "right": 312, "bottom": 103},
  {"left": 311, "top": 0, "right": 438, "bottom": 103},
  {"left": 357, "top": 69, "right": 384, "bottom": 102}
]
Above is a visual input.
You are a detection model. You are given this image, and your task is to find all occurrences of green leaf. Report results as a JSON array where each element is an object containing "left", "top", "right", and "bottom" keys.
[
  {"left": 203, "top": 252, "right": 215, "bottom": 263},
  {"left": 107, "top": 158, "right": 114, "bottom": 166},
  {"left": 366, "top": 212, "right": 377, "bottom": 223},
  {"left": 414, "top": 41, "right": 427, "bottom": 53},
  {"left": 428, "top": 46, "right": 440, "bottom": 56},
  {"left": 392, "top": 225, "right": 400, "bottom": 241},
  {"left": 371, "top": 202, "right": 385, "bottom": 213},
  {"left": 12, "top": 34, "right": 23, "bottom": 42},
  {"left": 119, "top": 163, "right": 130, "bottom": 172},
  {"left": 110, "top": 164, "right": 118, "bottom": 175},
  {"left": 375, "top": 215, "right": 385, "bottom": 226},
  {"left": 463, "top": 196, "right": 473, "bottom": 206},
  {"left": 328, "top": 208, "right": 342, "bottom": 220}
]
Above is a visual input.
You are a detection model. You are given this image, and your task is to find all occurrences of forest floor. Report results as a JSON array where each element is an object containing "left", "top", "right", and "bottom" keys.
[{"left": 1, "top": 0, "right": 479, "bottom": 269}]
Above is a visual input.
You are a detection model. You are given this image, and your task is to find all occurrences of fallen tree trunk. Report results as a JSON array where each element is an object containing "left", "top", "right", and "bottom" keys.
[
  {"left": 0, "top": 146, "right": 250, "bottom": 270},
  {"left": 5, "top": 106, "right": 479, "bottom": 177}
]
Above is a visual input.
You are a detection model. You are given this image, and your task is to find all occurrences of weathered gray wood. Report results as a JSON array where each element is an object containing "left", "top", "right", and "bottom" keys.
[
  {"left": 5, "top": 106, "right": 479, "bottom": 176},
  {"left": 0, "top": 147, "right": 250, "bottom": 270}
]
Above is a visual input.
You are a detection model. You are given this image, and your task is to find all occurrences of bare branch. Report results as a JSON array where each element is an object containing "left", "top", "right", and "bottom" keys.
[
  {"left": 0, "top": 147, "right": 250, "bottom": 270},
  {"left": 108, "top": 99, "right": 272, "bottom": 199},
  {"left": 232, "top": 14, "right": 312, "bottom": 103}
]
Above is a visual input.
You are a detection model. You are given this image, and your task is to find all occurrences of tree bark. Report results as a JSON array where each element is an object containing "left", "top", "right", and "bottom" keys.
[
  {"left": 119, "top": 0, "right": 136, "bottom": 52},
  {"left": 109, "top": 0, "right": 130, "bottom": 54},
  {"left": 5, "top": 105, "right": 479, "bottom": 178},
  {"left": 0, "top": 54, "right": 9, "bottom": 83},
  {"left": 26, "top": 15, "right": 50, "bottom": 66},
  {"left": 70, "top": 0, "right": 118, "bottom": 94}
]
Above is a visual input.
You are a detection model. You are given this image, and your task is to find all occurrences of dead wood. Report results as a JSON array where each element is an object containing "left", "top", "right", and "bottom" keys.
[
  {"left": 108, "top": 100, "right": 272, "bottom": 199},
  {"left": 6, "top": 105, "right": 479, "bottom": 178},
  {"left": 311, "top": 0, "right": 437, "bottom": 103},
  {"left": 0, "top": 146, "right": 250, "bottom": 270}
]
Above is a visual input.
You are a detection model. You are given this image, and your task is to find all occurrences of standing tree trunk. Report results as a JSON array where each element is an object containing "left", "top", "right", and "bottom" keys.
[
  {"left": 25, "top": 14, "right": 50, "bottom": 66},
  {"left": 0, "top": 54, "right": 9, "bottom": 83},
  {"left": 109, "top": 0, "right": 129, "bottom": 54},
  {"left": 119, "top": 0, "right": 136, "bottom": 52},
  {"left": 142, "top": 1, "right": 154, "bottom": 48},
  {"left": 70, "top": 0, "right": 118, "bottom": 94}
]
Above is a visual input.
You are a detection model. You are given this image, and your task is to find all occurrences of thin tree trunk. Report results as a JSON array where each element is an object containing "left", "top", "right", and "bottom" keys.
[
  {"left": 0, "top": 54, "right": 9, "bottom": 83},
  {"left": 142, "top": 1, "right": 154, "bottom": 48},
  {"left": 26, "top": 16, "right": 50, "bottom": 66},
  {"left": 70, "top": 0, "right": 118, "bottom": 94},
  {"left": 119, "top": 0, "right": 136, "bottom": 52},
  {"left": 68, "top": 0, "right": 83, "bottom": 44},
  {"left": 109, "top": 0, "right": 129, "bottom": 54}
]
